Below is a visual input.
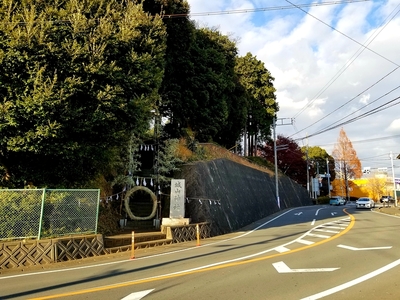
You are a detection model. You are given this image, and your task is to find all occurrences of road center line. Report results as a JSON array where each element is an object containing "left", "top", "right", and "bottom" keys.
[{"left": 27, "top": 210, "right": 356, "bottom": 299}]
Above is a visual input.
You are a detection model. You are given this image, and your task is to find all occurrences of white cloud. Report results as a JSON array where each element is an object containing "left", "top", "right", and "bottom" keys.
[
  {"left": 359, "top": 94, "right": 370, "bottom": 105},
  {"left": 186, "top": 0, "right": 400, "bottom": 176},
  {"left": 387, "top": 119, "right": 400, "bottom": 132}
]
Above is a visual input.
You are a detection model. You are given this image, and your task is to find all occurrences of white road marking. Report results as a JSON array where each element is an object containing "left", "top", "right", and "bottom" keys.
[
  {"left": 273, "top": 261, "right": 339, "bottom": 273},
  {"left": 307, "top": 233, "right": 331, "bottom": 239},
  {"left": 337, "top": 244, "right": 392, "bottom": 251},
  {"left": 318, "top": 225, "right": 344, "bottom": 229},
  {"left": 331, "top": 212, "right": 337, "bottom": 216},
  {"left": 295, "top": 212, "right": 303, "bottom": 215},
  {"left": 315, "top": 208, "right": 325, "bottom": 216},
  {"left": 275, "top": 246, "right": 290, "bottom": 253},
  {"left": 314, "top": 229, "right": 340, "bottom": 234},
  {"left": 296, "top": 239, "right": 314, "bottom": 245},
  {"left": 121, "top": 289, "right": 154, "bottom": 300},
  {"left": 0, "top": 210, "right": 350, "bottom": 282},
  {"left": 0, "top": 208, "right": 299, "bottom": 279},
  {"left": 301, "top": 259, "right": 400, "bottom": 299},
  {"left": 311, "top": 219, "right": 316, "bottom": 226}
]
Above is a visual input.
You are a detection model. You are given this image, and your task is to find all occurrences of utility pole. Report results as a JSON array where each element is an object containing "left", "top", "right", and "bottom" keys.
[
  {"left": 273, "top": 116, "right": 294, "bottom": 209},
  {"left": 306, "top": 146, "right": 310, "bottom": 198},
  {"left": 390, "top": 151, "right": 398, "bottom": 207},
  {"left": 326, "top": 158, "right": 331, "bottom": 198}
]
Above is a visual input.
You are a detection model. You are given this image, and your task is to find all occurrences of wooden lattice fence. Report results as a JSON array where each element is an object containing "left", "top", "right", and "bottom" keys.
[{"left": 0, "top": 234, "right": 106, "bottom": 271}]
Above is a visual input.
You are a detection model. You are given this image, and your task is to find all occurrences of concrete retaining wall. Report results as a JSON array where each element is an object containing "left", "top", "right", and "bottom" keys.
[{"left": 181, "top": 158, "right": 312, "bottom": 236}]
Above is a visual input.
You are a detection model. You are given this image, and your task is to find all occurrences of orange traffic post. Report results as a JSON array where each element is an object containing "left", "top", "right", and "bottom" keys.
[
  {"left": 130, "top": 231, "right": 135, "bottom": 259},
  {"left": 196, "top": 224, "right": 200, "bottom": 246}
]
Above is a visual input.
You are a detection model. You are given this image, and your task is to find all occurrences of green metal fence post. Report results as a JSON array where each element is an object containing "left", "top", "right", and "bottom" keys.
[
  {"left": 37, "top": 188, "right": 46, "bottom": 240},
  {"left": 94, "top": 189, "right": 100, "bottom": 234}
]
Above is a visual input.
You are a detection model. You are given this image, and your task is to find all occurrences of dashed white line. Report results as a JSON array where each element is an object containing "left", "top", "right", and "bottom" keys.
[{"left": 307, "top": 233, "right": 331, "bottom": 239}]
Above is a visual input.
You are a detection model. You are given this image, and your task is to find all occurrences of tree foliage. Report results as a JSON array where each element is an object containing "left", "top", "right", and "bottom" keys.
[
  {"left": 0, "top": 0, "right": 280, "bottom": 189},
  {"left": 235, "top": 53, "right": 278, "bottom": 141},
  {"left": 0, "top": 0, "right": 167, "bottom": 187},
  {"left": 332, "top": 128, "right": 362, "bottom": 198},
  {"left": 302, "top": 146, "right": 336, "bottom": 181},
  {"left": 162, "top": 25, "right": 245, "bottom": 145},
  {"left": 258, "top": 135, "right": 307, "bottom": 186},
  {"left": 332, "top": 128, "right": 362, "bottom": 179},
  {"left": 302, "top": 145, "right": 335, "bottom": 197}
]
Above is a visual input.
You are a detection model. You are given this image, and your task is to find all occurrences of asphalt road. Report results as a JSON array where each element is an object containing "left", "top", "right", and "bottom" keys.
[{"left": 2, "top": 203, "right": 400, "bottom": 300}]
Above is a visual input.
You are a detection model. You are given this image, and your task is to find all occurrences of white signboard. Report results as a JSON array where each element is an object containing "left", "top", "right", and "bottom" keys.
[{"left": 169, "top": 179, "right": 185, "bottom": 218}]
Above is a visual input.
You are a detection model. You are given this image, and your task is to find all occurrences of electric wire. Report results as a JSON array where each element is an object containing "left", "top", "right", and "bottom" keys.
[
  {"left": 167, "top": 0, "right": 371, "bottom": 18},
  {"left": 0, "top": 0, "right": 371, "bottom": 25},
  {"left": 292, "top": 3, "right": 400, "bottom": 120},
  {"left": 290, "top": 66, "right": 400, "bottom": 139},
  {"left": 318, "top": 134, "right": 400, "bottom": 148},
  {"left": 296, "top": 95, "right": 400, "bottom": 140},
  {"left": 285, "top": 0, "right": 400, "bottom": 67},
  {"left": 310, "top": 84, "right": 400, "bottom": 136}
]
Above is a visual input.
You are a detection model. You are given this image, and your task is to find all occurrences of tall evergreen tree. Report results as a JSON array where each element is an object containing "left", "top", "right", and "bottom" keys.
[
  {"left": 235, "top": 53, "right": 278, "bottom": 155},
  {"left": 0, "top": 0, "right": 167, "bottom": 187}
]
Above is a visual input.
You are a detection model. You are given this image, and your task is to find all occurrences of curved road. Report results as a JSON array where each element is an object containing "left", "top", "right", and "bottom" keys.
[{"left": 1, "top": 203, "right": 400, "bottom": 300}]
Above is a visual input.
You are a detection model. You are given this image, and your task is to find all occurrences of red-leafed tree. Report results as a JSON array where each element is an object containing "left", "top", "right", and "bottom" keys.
[{"left": 258, "top": 135, "right": 308, "bottom": 186}]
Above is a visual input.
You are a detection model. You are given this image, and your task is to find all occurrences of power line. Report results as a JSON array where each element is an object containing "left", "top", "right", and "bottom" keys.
[
  {"left": 293, "top": 3, "right": 400, "bottom": 120},
  {"left": 285, "top": 0, "right": 400, "bottom": 67},
  {"left": 298, "top": 95, "right": 400, "bottom": 140},
  {"left": 290, "top": 67, "right": 400, "bottom": 139},
  {"left": 166, "top": 0, "right": 372, "bottom": 18},
  {"left": 310, "top": 83, "right": 400, "bottom": 136},
  {"left": 0, "top": 0, "right": 371, "bottom": 25},
  {"left": 317, "top": 134, "right": 400, "bottom": 148}
]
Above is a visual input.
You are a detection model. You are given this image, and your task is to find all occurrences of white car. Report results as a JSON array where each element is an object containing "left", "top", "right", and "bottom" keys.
[{"left": 356, "top": 197, "right": 375, "bottom": 209}]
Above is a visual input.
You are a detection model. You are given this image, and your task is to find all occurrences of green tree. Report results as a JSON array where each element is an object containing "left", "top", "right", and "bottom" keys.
[
  {"left": 0, "top": 0, "right": 167, "bottom": 187},
  {"left": 302, "top": 145, "right": 335, "bottom": 196},
  {"left": 235, "top": 53, "right": 278, "bottom": 155},
  {"left": 142, "top": 1, "right": 248, "bottom": 147}
]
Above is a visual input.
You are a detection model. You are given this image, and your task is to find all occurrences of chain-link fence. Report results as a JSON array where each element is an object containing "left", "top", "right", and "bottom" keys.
[{"left": 0, "top": 189, "right": 100, "bottom": 241}]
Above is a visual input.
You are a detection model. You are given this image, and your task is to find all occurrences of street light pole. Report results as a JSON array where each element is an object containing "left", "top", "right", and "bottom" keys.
[{"left": 272, "top": 116, "right": 294, "bottom": 209}]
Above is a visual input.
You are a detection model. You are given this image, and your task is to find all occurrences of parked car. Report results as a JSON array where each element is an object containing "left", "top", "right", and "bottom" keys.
[
  {"left": 380, "top": 196, "right": 394, "bottom": 203},
  {"left": 329, "top": 196, "right": 345, "bottom": 206},
  {"left": 356, "top": 197, "right": 375, "bottom": 209}
]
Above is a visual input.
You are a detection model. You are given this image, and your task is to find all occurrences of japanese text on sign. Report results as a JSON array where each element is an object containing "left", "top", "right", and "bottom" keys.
[{"left": 169, "top": 179, "right": 185, "bottom": 218}]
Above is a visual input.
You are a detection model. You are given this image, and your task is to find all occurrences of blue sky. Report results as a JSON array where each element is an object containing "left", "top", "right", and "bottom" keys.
[{"left": 186, "top": 0, "right": 400, "bottom": 178}]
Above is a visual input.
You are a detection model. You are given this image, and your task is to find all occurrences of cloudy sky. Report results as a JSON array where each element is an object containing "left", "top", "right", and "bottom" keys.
[{"left": 186, "top": 0, "right": 400, "bottom": 177}]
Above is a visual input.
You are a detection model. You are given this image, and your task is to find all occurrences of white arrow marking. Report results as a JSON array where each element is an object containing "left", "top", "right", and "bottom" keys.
[
  {"left": 295, "top": 212, "right": 303, "bottom": 216},
  {"left": 337, "top": 244, "right": 392, "bottom": 251},
  {"left": 273, "top": 261, "right": 339, "bottom": 273},
  {"left": 121, "top": 289, "right": 154, "bottom": 300},
  {"left": 331, "top": 212, "right": 337, "bottom": 216},
  {"left": 301, "top": 259, "right": 400, "bottom": 300}
]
